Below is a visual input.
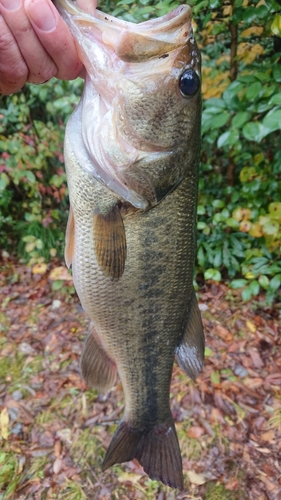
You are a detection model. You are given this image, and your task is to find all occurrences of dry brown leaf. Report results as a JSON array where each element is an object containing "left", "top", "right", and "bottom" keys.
[
  {"left": 246, "top": 320, "right": 256, "bottom": 333},
  {"left": 261, "top": 430, "right": 275, "bottom": 442},
  {"left": 49, "top": 266, "right": 73, "bottom": 281},
  {"left": 248, "top": 348, "right": 264, "bottom": 368},
  {"left": 53, "top": 458, "right": 63, "bottom": 475},
  {"left": 0, "top": 407, "right": 9, "bottom": 440},
  {"left": 187, "top": 426, "right": 205, "bottom": 438},
  {"left": 215, "top": 324, "right": 232, "bottom": 341},
  {"left": 225, "top": 477, "right": 239, "bottom": 490},
  {"left": 32, "top": 263, "right": 48, "bottom": 275},
  {"left": 187, "top": 470, "right": 206, "bottom": 485},
  {"left": 243, "top": 377, "right": 263, "bottom": 389}
]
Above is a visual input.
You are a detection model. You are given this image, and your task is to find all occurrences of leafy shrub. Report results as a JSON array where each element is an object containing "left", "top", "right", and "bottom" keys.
[{"left": 0, "top": 80, "right": 83, "bottom": 262}]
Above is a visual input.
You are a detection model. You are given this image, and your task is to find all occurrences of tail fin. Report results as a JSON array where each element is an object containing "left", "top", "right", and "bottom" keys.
[{"left": 102, "top": 417, "right": 183, "bottom": 490}]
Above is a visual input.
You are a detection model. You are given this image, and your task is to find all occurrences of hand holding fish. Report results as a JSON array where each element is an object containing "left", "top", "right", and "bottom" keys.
[{"left": 0, "top": 0, "right": 96, "bottom": 95}]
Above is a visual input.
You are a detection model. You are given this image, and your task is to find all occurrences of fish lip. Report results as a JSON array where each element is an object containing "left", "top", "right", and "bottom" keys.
[{"left": 55, "top": 1, "right": 193, "bottom": 43}]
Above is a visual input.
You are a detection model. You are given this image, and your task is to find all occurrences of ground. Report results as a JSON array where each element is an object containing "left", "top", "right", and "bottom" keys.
[{"left": 0, "top": 257, "right": 280, "bottom": 500}]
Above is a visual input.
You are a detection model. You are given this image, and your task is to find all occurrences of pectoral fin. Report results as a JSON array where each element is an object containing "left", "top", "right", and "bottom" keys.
[
  {"left": 65, "top": 205, "right": 75, "bottom": 269},
  {"left": 175, "top": 290, "right": 205, "bottom": 380},
  {"left": 81, "top": 323, "right": 117, "bottom": 392},
  {"left": 93, "top": 203, "right": 126, "bottom": 280}
]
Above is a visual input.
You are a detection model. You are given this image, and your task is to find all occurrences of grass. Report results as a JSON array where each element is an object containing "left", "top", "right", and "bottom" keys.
[
  {"left": 0, "top": 451, "right": 20, "bottom": 498},
  {"left": 204, "top": 482, "right": 246, "bottom": 500}
]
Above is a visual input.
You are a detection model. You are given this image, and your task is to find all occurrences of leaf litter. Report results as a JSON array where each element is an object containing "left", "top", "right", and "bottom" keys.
[{"left": 0, "top": 257, "right": 280, "bottom": 500}]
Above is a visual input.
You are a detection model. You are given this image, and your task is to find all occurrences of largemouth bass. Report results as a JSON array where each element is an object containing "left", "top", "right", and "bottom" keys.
[{"left": 53, "top": 0, "right": 204, "bottom": 489}]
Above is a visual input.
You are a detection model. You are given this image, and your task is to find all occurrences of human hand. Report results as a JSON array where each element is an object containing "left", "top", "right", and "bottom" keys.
[{"left": 0, "top": 0, "right": 97, "bottom": 95}]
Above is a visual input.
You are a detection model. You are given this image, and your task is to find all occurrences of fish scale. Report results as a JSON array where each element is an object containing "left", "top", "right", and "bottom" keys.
[{"left": 54, "top": 0, "right": 204, "bottom": 489}]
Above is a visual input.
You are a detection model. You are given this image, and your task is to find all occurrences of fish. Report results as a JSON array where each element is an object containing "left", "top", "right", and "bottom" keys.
[{"left": 53, "top": 0, "right": 204, "bottom": 489}]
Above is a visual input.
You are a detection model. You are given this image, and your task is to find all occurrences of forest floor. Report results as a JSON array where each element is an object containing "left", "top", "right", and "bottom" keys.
[{"left": 0, "top": 257, "right": 280, "bottom": 500}]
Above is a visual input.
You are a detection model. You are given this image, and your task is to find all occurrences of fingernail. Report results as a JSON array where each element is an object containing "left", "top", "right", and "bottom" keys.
[
  {"left": 0, "top": 0, "right": 21, "bottom": 11},
  {"left": 27, "top": 0, "right": 57, "bottom": 32}
]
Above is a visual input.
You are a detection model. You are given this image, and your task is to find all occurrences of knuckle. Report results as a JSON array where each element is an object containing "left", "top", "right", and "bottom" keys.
[{"left": 28, "top": 62, "right": 57, "bottom": 84}]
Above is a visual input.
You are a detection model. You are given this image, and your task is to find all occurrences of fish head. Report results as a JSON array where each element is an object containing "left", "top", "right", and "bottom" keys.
[{"left": 54, "top": 1, "right": 201, "bottom": 209}]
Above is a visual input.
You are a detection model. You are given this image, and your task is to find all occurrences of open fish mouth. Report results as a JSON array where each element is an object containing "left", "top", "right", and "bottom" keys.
[
  {"left": 54, "top": 1, "right": 200, "bottom": 210},
  {"left": 55, "top": 1, "right": 193, "bottom": 58}
]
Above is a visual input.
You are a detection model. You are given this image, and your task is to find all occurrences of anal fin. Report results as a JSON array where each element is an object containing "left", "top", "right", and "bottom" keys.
[
  {"left": 175, "top": 290, "right": 205, "bottom": 380},
  {"left": 80, "top": 323, "right": 117, "bottom": 392},
  {"left": 93, "top": 203, "right": 126, "bottom": 279},
  {"left": 65, "top": 205, "right": 75, "bottom": 269}
]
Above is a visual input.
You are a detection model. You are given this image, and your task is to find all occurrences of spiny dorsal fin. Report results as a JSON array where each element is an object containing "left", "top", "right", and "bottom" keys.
[
  {"left": 175, "top": 290, "right": 205, "bottom": 380},
  {"left": 93, "top": 203, "right": 126, "bottom": 280},
  {"left": 80, "top": 323, "right": 117, "bottom": 392},
  {"left": 65, "top": 205, "right": 75, "bottom": 269}
]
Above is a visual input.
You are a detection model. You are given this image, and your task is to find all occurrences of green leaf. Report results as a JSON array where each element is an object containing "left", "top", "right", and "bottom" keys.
[
  {"left": 242, "top": 6, "right": 257, "bottom": 22},
  {"left": 226, "top": 218, "right": 239, "bottom": 229},
  {"left": 212, "top": 199, "right": 225, "bottom": 209},
  {"left": 217, "top": 131, "right": 230, "bottom": 148},
  {"left": 263, "top": 220, "right": 279, "bottom": 235},
  {"left": 204, "top": 268, "right": 222, "bottom": 281},
  {"left": 245, "top": 82, "right": 262, "bottom": 100},
  {"left": 197, "top": 205, "right": 205, "bottom": 215},
  {"left": 271, "top": 13, "right": 281, "bottom": 37},
  {"left": 197, "top": 221, "right": 207, "bottom": 230},
  {"left": 197, "top": 246, "right": 205, "bottom": 269},
  {"left": 204, "top": 347, "right": 214, "bottom": 357},
  {"left": 262, "top": 109, "right": 281, "bottom": 135},
  {"left": 24, "top": 170, "right": 36, "bottom": 183},
  {"left": 52, "top": 280, "right": 64, "bottom": 291},
  {"left": 269, "top": 274, "right": 281, "bottom": 291},
  {"left": 211, "top": 371, "right": 220, "bottom": 385},
  {"left": 259, "top": 275, "right": 269, "bottom": 289},
  {"left": 256, "top": 5, "right": 268, "bottom": 19},
  {"left": 232, "top": 112, "right": 250, "bottom": 129},
  {"left": 209, "top": 112, "right": 231, "bottom": 129},
  {"left": 242, "top": 122, "right": 264, "bottom": 142},
  {"left": 230, "top": 279, "right": 247, "bottom": 289},
  {"left": 269, "top": 93, "right": 281, "bottom": 105},
  {"left": 242, "top": 287, "right": 253, "bottom": 301},
  {"left": 249, "top": 280, "right": 260, "bottom": 296}
]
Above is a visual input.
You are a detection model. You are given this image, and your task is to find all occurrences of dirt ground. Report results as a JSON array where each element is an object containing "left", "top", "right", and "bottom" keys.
[{"left": 0, "top": 258, "right": 280, "bottom": 499}]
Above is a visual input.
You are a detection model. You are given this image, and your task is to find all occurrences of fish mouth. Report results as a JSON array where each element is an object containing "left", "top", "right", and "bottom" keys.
[{"left": 54, "top": 1, "right": 193, "bottom": 60}]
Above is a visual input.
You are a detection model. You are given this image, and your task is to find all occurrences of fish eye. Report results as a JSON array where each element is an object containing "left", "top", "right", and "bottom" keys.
[{"left": 179, "top": 69, "right": 200, "bottom": 97}]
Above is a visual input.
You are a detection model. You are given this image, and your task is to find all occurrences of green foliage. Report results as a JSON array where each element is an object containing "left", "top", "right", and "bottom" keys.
[
  {"left": 0, "top": 0, "right": 280, "bottom": 303},
  {"left": 193, "top": 0, "right": 281, "bottom": 304},
  {"left": 0, "top": 80, "right": 82, "bottom": 263}
]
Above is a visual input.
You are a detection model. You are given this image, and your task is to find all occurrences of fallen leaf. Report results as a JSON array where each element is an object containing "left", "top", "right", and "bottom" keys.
[
  {"left": 0, "top": 407, "right": 9, "bottom": 439},
  {"left": 215, "top": 324, "right": 233, "bottom": 341},
  {"left": 248, "top": 348, "right": 264, "bottom": 368},
  {"left": 53, "top": 458, "right": 63, "bottom": 474},
  {"left": 32, "top": 263, "right": 48, "bottom": 275},
  {"left": 243, "top": 377, "right": 263, "bottom": 389},
  {"left": 261, "top": 430, "right": 275, "bottom": 442},
  {"left": 225, "top": 477, "right": 239, "bottom": 490},
  {"left": 187, "top": 470, "right": 206, "bottom": 485},
  {"left": 187, "top": 426, "right": 205, "bottom": 438},
  {"left": 246, "top": 320, "right": 256, "bottom": 333},
  {"left": 49, "top": 266, "right": 73, "bottom": 281}
]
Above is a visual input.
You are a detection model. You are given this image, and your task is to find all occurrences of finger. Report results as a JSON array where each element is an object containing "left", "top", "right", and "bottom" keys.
[
  {"left": 25, "top": 0, "right": 83, "bottom": 80},
  {"left": 77, "top": 0, "right": 97, "bottom": 15},
  {"left": 0, "top": 13, "right": 27, "bottom": 94},
  {"left": 0, "top": 0, "right": 57, "bottom": 85}
]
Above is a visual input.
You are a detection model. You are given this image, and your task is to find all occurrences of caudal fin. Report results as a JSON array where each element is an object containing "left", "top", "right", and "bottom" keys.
[{"left": 102, "top": 417, "right": 183, "bottom": 490}]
